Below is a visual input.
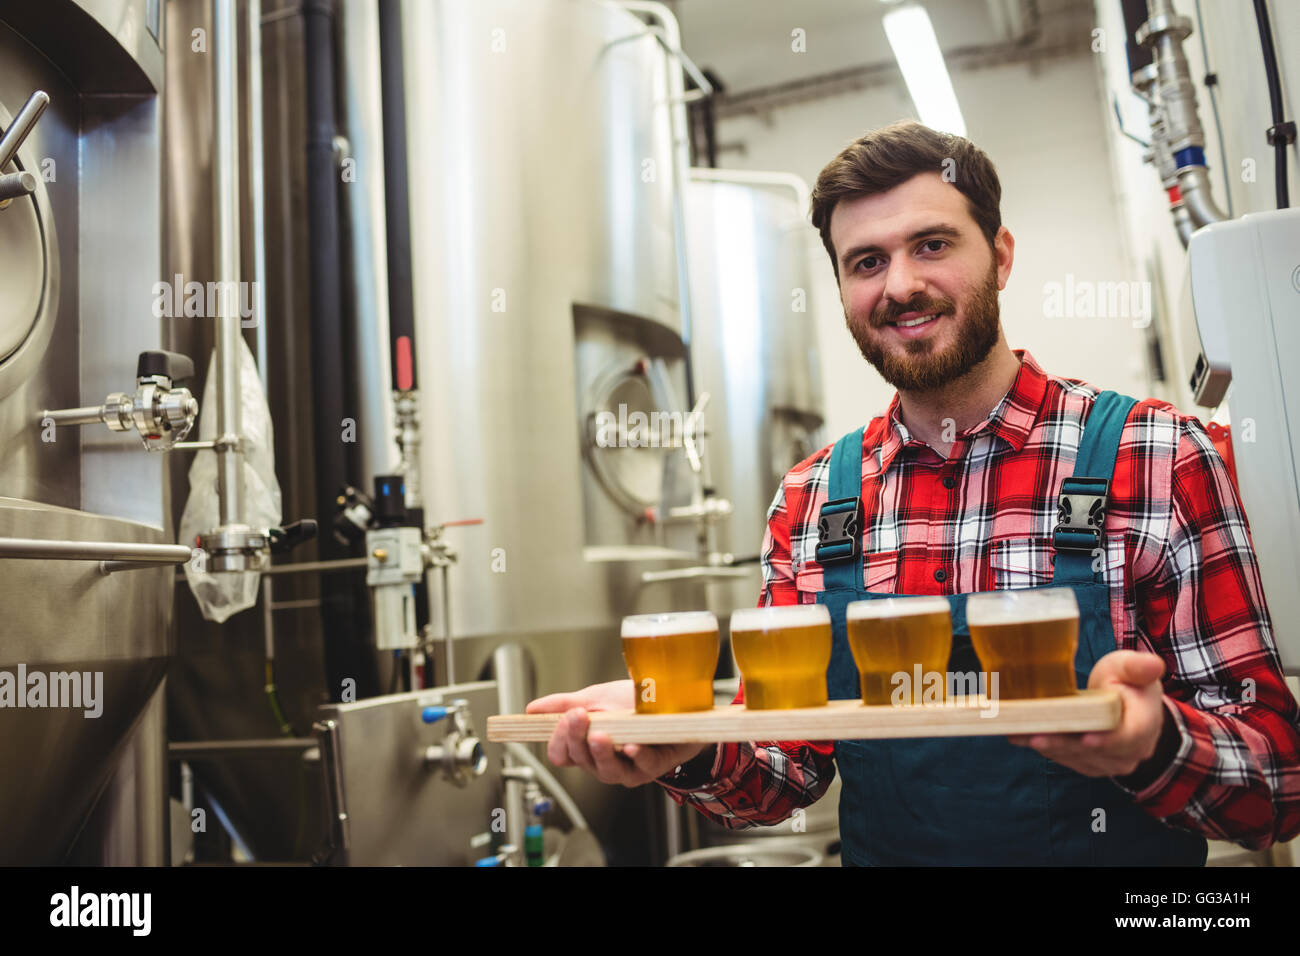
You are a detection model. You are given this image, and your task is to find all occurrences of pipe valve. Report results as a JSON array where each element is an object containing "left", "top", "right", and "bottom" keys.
[
  {"left": 423, "top": 698, "right": 488, "bottom": 786},
  {"left": 41, "top": 350, "right": 199, "bottom": 451}
]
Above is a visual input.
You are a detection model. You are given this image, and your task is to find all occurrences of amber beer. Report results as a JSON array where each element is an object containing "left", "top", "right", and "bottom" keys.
[
  {"left": 729, "top": 605, "right": 832, "bottom": 710},
  {"left": 846, "top": 597, "right": 953, "bottom": 705},
  {"left": 621, "top": 611, "right": 719, "bottom": 714},
  {"left": 967, "top": 588, "right": 1079, "bottom": 699}
]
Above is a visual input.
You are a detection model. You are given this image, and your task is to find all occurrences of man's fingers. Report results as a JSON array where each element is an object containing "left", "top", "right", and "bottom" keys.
[
  {"left": 562, "top": 710, "right": 598, "bottom": 774},
  {"left": 621, "top": 742, "right": 672, "bottom": 780},
  {"left": 1119, "top": 651, "right": 1165, "bottom": 684},
  {"left": 589, "top": 732, "right": 643, "bottom": 786},
  {"left": 528, "top": 692, "right": 589, "bottom": 714},
  {"left": 1090, "top": 650, "right": 1165, "bottom": 689},
  {"left": 546, "top": 721, "right": 570, "bottom": 766}
]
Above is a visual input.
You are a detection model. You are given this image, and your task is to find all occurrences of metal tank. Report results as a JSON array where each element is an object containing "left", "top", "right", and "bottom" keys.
[
  {"left": 678, "top": 171, "right": 831, "bottom": 859},
  {"left": 0, "top": 0, "right": 176, "bottom": 864},
  {"left": 682, "top": 171, "right": 827, "bottom": 618},
  {"left": 400, "top": 0, "right": 712, "bottom": 863}
]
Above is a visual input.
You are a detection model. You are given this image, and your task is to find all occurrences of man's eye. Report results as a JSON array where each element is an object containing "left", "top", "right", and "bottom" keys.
[
  {"left": 854, "top": 256, "right": 880, "bottom": 272},
  {"left": 920, "top": 239, "right": 947, "bottom": 253}
]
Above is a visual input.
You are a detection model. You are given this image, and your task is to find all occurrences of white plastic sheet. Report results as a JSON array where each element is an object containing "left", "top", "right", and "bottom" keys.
[{"left": 179, "top": 338, "right": 281, "bottom": 622}]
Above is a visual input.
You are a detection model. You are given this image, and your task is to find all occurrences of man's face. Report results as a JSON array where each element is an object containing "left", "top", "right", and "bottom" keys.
[{"left": 830, "top": 172, "right": 1010, "bottom": 391}]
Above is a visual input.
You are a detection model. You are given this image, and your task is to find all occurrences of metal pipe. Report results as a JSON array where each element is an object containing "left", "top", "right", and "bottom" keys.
[
  {"left": 270, "top": 598, "right": 321, "bottom": 611},
  {"left": 688, "top": 167, "right": 810, "bottom": 215},
  {"left": 42, "top": 406, "right": 107, "bottom": 426},
  {"left": 0, "top": 90, "right": 49, "bottom": 171},
  {"left": 0, "top": 169, "right": 37, "bottom": 201},
  {"left": 440, "top": 563, "right": 453, "bottom": 684},
  {"left": 1139, "top": 0, "right": 1227, "bottom": 227},
  {"left": 99, "top": 558, "right": 189, "bottom": 574},
  {"left": 1178, "top": 165, "right": 1227, "bottom": 229},
  {"left": 305, "top": 0, "right": 375, "bottom": 697},
  {"left": 620, "top": 2, "right": 701, "bottom": 411},
  {"left": 168, "top": 738, "right": 319, "bottom": 759},
  {"left": 621, "top": 2, "right": 723, "bottom": 565},
  {"left": 503, "top": 741, "right": 592, "bottom": 833},
  {"left": 1175, "top": 201, "right": 1190, "bottom": 244},
  {"left": 262, "top": 574, "right": 275, "bottom": 660},
  {"left": 494, "top": 643, "right": 533, "bottom": 853},
  {"left": 261, "top": 556, "right": 369, "bottom": 576},
  {"left": 248, "top": 0, "right": 270, "bottom": 390},
  {"left": 213, "top": 0, "right": 245, "bottom": 528},
  {"left": 379, "top": 0, "right": 417, "bottom": 391},
  {"left": 340, "top": 0, "right": 398, "bottom": 479},
  {"left": 641, "top": 566, "right": 752, "bottom": 584},
  {"left": 0, "top": 536, "right": 193, "bottom": 564}
]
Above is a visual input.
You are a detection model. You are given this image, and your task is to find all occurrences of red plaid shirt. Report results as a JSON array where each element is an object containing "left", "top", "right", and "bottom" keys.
[{"left": 661, "top": 350, "right": 1300, "bottom": 851}]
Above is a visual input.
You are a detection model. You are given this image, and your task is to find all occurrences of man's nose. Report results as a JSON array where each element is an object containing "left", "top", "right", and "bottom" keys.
[{"left": 882, "top": 257, "right": 926, "bottom": 307}]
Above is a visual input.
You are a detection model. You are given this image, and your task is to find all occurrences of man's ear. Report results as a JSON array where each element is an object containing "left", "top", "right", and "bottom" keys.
[{"left": 994, "top": 226, "right": 1014, "bottom": 290}]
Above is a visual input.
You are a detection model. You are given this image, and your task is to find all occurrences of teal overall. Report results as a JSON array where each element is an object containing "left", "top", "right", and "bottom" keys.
[{"left": 815, "top": 391, "right": 1208, "bottom": 866}]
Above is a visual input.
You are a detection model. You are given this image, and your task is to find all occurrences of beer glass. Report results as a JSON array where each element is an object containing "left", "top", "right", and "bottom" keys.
[
  {"left": 729, "top": 605, "right": 832, "bottom": 710},
  {"left": 846, "top": 596, "right": 953, "bottom": 705},
  {"left": 621, "top": 611, "right": 719, "bottom": 714},
  {"left": 967, "top": 588, "right": 1079, "bottom": 700}
]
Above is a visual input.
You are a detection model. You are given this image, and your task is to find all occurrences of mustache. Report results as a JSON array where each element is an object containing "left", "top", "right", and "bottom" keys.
[{"left": 870, "top": 296, "right": 956, "bottom": 327}]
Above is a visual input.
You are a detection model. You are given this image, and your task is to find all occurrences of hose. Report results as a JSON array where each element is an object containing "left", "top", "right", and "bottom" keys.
[{"left": 1252, "top": 0, "right": 1294, "bottom": 208}]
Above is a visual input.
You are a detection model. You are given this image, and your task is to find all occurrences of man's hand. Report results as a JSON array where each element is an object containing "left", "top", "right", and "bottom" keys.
[
  {"left": 1007, "top": 650, "right": 1172, "bottom": 778},
  {"left": 526, "top": 680, "right": 711, "bottom": 788}
]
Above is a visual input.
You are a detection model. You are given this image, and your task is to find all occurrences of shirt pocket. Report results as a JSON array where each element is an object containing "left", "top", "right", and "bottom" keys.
[
  {"left": 988, "top": 534, "right": 1126, "bottom": 591},
  {"left": 794, "top": 549, "right": 899, "bottom": 599},
  {"left": 794, "top": 565, "right": 824, "bottom": 604},
  {"left": 863, "top": 549, "right": 899, "bottom": 594},
  {"left": 988, "top": 537, "right": 1056, "bottom": 590}
]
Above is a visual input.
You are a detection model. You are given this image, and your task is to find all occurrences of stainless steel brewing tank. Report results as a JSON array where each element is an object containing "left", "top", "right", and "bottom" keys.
[
  {"left": 683, "top": 172, "right": 826, "bottom": 615},
  {"left": 400, "top": 0, "right": 708, "bottom": 863},
  {"left": 403, "top": 0, "right": 704, "bottom": 652},
  {"left": 0, "top": 0, "right": 171, "bottom": 864}
]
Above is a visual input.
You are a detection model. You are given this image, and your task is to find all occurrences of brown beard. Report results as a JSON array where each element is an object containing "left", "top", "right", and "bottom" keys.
[{"left": 847, "top": 259, "right": 1001, "bottom": 391}]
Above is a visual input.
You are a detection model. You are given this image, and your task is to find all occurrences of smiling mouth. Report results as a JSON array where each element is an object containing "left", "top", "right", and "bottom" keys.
[{"left": 887, "top": 312, "right": 943, "bottom": 328}]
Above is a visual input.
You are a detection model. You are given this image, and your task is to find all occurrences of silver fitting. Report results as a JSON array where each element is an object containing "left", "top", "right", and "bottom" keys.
[
  {"left": 197, "top": 525, "right": 270, "bottom": 572},
  {"left": 423, "top": 698, "right": 488, "bottom": 786},
  {"left": 44, "top": 370, "right": 199, "bottom": 452}
]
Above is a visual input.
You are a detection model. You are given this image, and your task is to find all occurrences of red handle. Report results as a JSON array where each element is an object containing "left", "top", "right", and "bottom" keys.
[{"left": 396, "top": 335, "right": 414, "bottom": 391}]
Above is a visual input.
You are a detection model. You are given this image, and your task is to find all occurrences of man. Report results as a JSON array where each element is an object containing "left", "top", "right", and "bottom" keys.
[{"left": 528, "top": 121, "right": 1300, "bottom": 865}]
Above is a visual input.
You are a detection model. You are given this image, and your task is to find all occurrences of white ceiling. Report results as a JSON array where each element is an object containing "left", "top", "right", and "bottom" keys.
[{"left": 669, "top": 0, "right": 1100, "bottom": 96}]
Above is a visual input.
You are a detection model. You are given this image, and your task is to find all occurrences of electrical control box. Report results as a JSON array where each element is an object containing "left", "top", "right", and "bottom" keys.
[{"left": 1179, "top": 207, "right": 1300, "bottom": 672}]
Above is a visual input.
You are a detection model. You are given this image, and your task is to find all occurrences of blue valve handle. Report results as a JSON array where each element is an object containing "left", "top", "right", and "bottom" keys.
[
  {"left": 421, "top": 706, "right": 451, "bottom": 724},
  {"left": 474, "top": 855, "right": 504, "bottom": 867}
]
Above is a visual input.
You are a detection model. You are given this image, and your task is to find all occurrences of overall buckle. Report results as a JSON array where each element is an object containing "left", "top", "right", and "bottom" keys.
[
  {"left": 1053, "top": 477, "right": 1108, "bottom": 554},
  {"left": 816, "top": 496, "right": 862, "bottom": 564}
]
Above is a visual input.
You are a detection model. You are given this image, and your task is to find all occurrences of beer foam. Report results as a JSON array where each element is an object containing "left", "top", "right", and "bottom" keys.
[
  {"left": 846, "top": 596, "right": 951, "bottom": 620},
  {"left": 621, "top": 610, "right": 718, "bottom": 638},
  {"left": 966, "top": 589, "right": 1079, "bottom": 626},
  {"left": 730, "top": 604, "right": 830, "bottom": 632}
]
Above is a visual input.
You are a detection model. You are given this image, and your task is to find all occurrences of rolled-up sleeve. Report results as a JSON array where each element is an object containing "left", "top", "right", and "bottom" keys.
[{"left": 660, "top": 481, "right": 837, "bottom": 827}]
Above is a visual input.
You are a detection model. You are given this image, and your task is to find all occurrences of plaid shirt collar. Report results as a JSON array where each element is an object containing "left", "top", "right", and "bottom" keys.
[{"left": 871, "top": 349, "right": 1049, "bottom": 476}]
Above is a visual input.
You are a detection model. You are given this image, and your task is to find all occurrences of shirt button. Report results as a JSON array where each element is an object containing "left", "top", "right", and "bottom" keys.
[
  {"left": 934, "top": 569, "right": 947, "bottom": 582},
  {"left": 942, "top": 476, "right": 956, "bottom": 490}
]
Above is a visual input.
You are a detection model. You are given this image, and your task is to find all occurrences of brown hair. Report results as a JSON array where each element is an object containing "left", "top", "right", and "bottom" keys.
[{"left": 809, "top": 120, "right": 1002, "bottom": 279}]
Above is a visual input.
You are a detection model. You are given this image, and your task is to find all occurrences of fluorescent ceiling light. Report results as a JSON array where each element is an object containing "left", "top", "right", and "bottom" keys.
[{"left": 882, "top": 3, "right": 967, "bottom": 137}]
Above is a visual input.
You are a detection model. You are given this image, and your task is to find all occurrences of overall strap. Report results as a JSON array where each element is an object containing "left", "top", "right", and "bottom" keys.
[
  {"left": 817, "top": 427, "right": 866, "bottom": 591},
  {"left": 1052, "top": 390, "right": 1139, "bottom": 584}
]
